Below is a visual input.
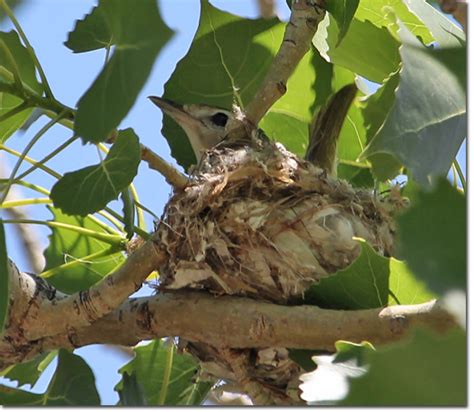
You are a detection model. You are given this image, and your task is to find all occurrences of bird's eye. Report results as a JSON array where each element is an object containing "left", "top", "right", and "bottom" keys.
[{"left": 210, "top": 112, "right": 228, "bottom": 127}]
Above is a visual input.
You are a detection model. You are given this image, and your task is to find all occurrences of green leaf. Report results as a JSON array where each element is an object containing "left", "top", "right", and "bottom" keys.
[
  {"left": 50, "top": 129, "right": 140, "bottom": 216},
  {"left": 1, "top": 351, "right": 57, "bottom": 387},
  {"left": 326, "top": 0, "right": 360, "bottom": 45},
  {"left": 162, "top": 1, "right": 317, "bottom": 169},
  {"left": 0, "top": 94, "right": 34, "bottom": 143},
  {"left": 388, "top": 257, "right": 436, "bottom": 305},
  {"left": 116, "top": 340, "right": 211, "bottom": 406},
  {"left": 339, "top": 328, "right": 467, "bottom": 406},
  {"left": 0, "top": 31, "right": 43, "bottom": 143},
  {"left": 402, "top": 0, "right": 465, "bottom": 47},
  {"left": 73, "top": 0, "right": 173, "bottom": 143},
  {"left": 0, "top": 30, "right": 43, "bottom": 92},
  {"left": 304, "top": 239, "right": 389, "bottom": 309},
  {"left": 355, "top": 0, "right": 434, "bottom": 44},
  {"left": 64, "top": 5, "right": 112, "bottom": 53},
  {"left": 313, "top": 16, "right": 400, "bottom": 83},
  {"left": 42, "top": 207, "right": 125, "bottom": 294},
  {"left": 117, "top": 372, "right": 148, "bottom": 406},
  {"left": 120, "top": 188, "right": 135, "bottom": 240},
  {"left": 361, "top": 24, "right": 466, "bottom": 185},
  {"left": 397, "top": 179, "right": 465, "bottom": 294},
  {"left": 0, "top": 219, "right": 8, "bottom": 334},
  {"left": 0, "top": 350, "right": 100, "bottom": 406}
]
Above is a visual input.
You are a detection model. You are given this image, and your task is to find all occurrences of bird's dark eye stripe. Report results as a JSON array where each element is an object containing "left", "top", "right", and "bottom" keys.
[{"left": 210, "top": 112, "right": 228, "bottom": 127}]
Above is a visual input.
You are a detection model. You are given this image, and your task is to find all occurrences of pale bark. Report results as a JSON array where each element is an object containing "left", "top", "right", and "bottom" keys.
[
  {"left": 1, "top": 261, "right": 457, "bottom": 369},
  {"left": 243, "top": 0, "right": 325, "bottom": 127}
]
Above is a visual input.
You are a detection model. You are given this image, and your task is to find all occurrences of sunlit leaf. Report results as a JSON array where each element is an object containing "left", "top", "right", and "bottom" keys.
[
  {"left": 0, "top": 31, "right": 42, "bottom": 142},
  {"left": 50, "top": 129, "right": 140, "bottom": 216},
  {"left": 355, "top": 0, "right": 434, "bottom": 44},
  {"left": 326, "top": 0, "right": 360, "bottom": 45},
  {"left": 116, "top": 340, "right": 211, "bottom": 406},
  {"left": 73, "top": 0, "right": 173, "bottom": 143},
  {"left": 304, "top": 239, "right": 389, "bottom": 309},
  {"left": 339, "top": 328, "right": 466, "bottom": 406},
  {"left": 361, "top": 24, "right": 466, "bottom": 184},
  {"left": 42, "top": 207, "right": 125, "bottom": 294},
  {"left": 0, "top": 350, "right": 100, "bottom": 406},
  {"left": 313, "top": 15, "right": 400, "bottom": 83},
  {"left": 397, "top": 179, "right": 466, "bottom": 294}
]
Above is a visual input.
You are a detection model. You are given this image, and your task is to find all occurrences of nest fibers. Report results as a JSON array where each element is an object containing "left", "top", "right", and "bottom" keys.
[{"left": 154, "top": 135, "right": 407, "bottom": 404}]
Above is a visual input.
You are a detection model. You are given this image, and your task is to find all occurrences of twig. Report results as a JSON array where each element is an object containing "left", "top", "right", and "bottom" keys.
[
  {"left": 257, "top": 0, "right": 275, "bottom": 18},
  {"left": 243, "top": 0, "right": 325, "bottom": 127},
  {"left": 141, "top": 145, "right": 189, "bottom": 190}
]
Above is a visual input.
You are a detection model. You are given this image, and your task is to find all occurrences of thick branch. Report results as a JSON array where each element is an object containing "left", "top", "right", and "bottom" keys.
[
  {"left": 1, "top": 263, "right": 458, "bottom": 368},
  {"left": 244, "top": 0, "right": 325, "bottom": 126},
  {"left": 21, "top": 239, "right": 166, "bottom": 341}
]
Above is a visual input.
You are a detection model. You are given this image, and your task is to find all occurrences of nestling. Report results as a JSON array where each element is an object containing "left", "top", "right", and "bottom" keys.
[{"left": 149, "top": 96, "right": 238, "bottom": 162}]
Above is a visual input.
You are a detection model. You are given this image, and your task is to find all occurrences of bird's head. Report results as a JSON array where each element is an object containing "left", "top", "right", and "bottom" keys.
[{"left": 149, "top": 96, "right": 240, "bottom": 161}]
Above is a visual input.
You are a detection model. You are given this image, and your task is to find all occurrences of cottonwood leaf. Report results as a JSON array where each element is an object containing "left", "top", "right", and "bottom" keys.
[
  {"left": 50, "top": 128, "right": 140, "bottom": 216},
  {"left": 116, "top": 340, "right": 212, "bottom": 406},
  {"left": 117, "top": 372, "right": 147, "bottom": 406},
  {"left": 0, "top": 220, "right": 8, "bottom": 334},
  {"left": 339, "top": 328, "right": 466, "bottom": 406},
  {"left": 355, "top": 0, "right": 434, "bottom": 44},
  {"left": 162, "top": 0, "right": 316, "bottom": 169},
  {"left": 0, "top": 31, "right": 42, "bottom": 142},
  {"left": 0, "top": 351, "right": 57, "bottom": 388},
  {"left": 304, "top": 239, "right": 389, "bottom": 309},
  {"left": 402, "top": 0, "right": 464, "bottom": 47},
  {"left": 361, "top": 23, "right": 466, "bottom": 185},
  {"left": 42, "top": 207, "right": 125, "bottom": 294},
  {"left": 73, "top": 0, "right": 173, "bottom": 143},
  {"left": 0, "top": 350, "right": 100, "bottom": 406},
  {"left": 326, "top": 0, "right": 360, "bottom": 45},
  {"left": 313, "top": 16, "right": 400, "bottom": 83},
  {"left": 397, "top": 179, "right": 465, "bottom": 294}
]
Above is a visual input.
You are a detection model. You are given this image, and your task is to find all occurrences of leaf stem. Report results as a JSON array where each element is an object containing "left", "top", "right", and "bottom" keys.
[
  {"left": 453, "top": 159, "right": 466, "bottom": 193},
  {"left": 16, "top": 135, "right": 78, "bottom": 181},
  {"left": 40, "top": 247, "right": 120, "bottom": 279},
  {"left": 0, "top": 101, "right": 30, "bottom": 123},
  {"left": 0, "top": 197, "right": 50, "bottom": 208},
  {"left": 0, "top": 111, "right": 67, "bottom": 204},
  {"left": 158, "top": 341, "right": 174, "bottom": 405},
  {"left": 1, "top": 219, "right": 124, "bottom": 246},
  {"left": 0, "top": 0, "right": 55, "bottom": 99},
  {"left": 0, "top": 178, "right": 50, "bottom": 196}
]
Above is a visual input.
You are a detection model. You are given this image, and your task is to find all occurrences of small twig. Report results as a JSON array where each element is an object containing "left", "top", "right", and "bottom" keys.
[
  {"left": 257, "top": 0, "right": 275, "bottom": 18},
  {"left": 243, "top": 0, "right": 325, "bottom": 127},
  {"left": 141, "top": 145, "right": 189, "bottom": 190}
]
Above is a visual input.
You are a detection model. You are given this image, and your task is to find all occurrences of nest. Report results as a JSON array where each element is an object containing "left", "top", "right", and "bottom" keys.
[{"left": 154, "top": 135, "right": 406, "bottom": 404}]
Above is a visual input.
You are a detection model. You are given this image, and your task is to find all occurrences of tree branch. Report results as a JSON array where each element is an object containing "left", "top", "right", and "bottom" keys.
[
  {"left": 243, "top": 0, "right": 325, "bottom": 126},
  {"left": 20, "top": 238, "right": 166, "bottom": 341},
  {"left": 1, "top": 263, "right": 457, "bottom": 368}
]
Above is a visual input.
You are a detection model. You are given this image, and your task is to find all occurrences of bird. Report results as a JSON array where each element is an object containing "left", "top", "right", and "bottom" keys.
[{"left": 149, "top": 96, "right": 236, "bottom": 162}]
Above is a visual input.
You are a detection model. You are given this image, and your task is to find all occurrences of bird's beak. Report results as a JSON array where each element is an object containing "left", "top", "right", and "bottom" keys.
[{"left": 148, "top": 96, "right": 201, "bottom": 129}]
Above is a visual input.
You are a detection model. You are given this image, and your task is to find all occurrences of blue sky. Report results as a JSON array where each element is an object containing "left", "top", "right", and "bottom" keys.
[{"left": 0, "top": 0, "right": 466, "bottom": 405}]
